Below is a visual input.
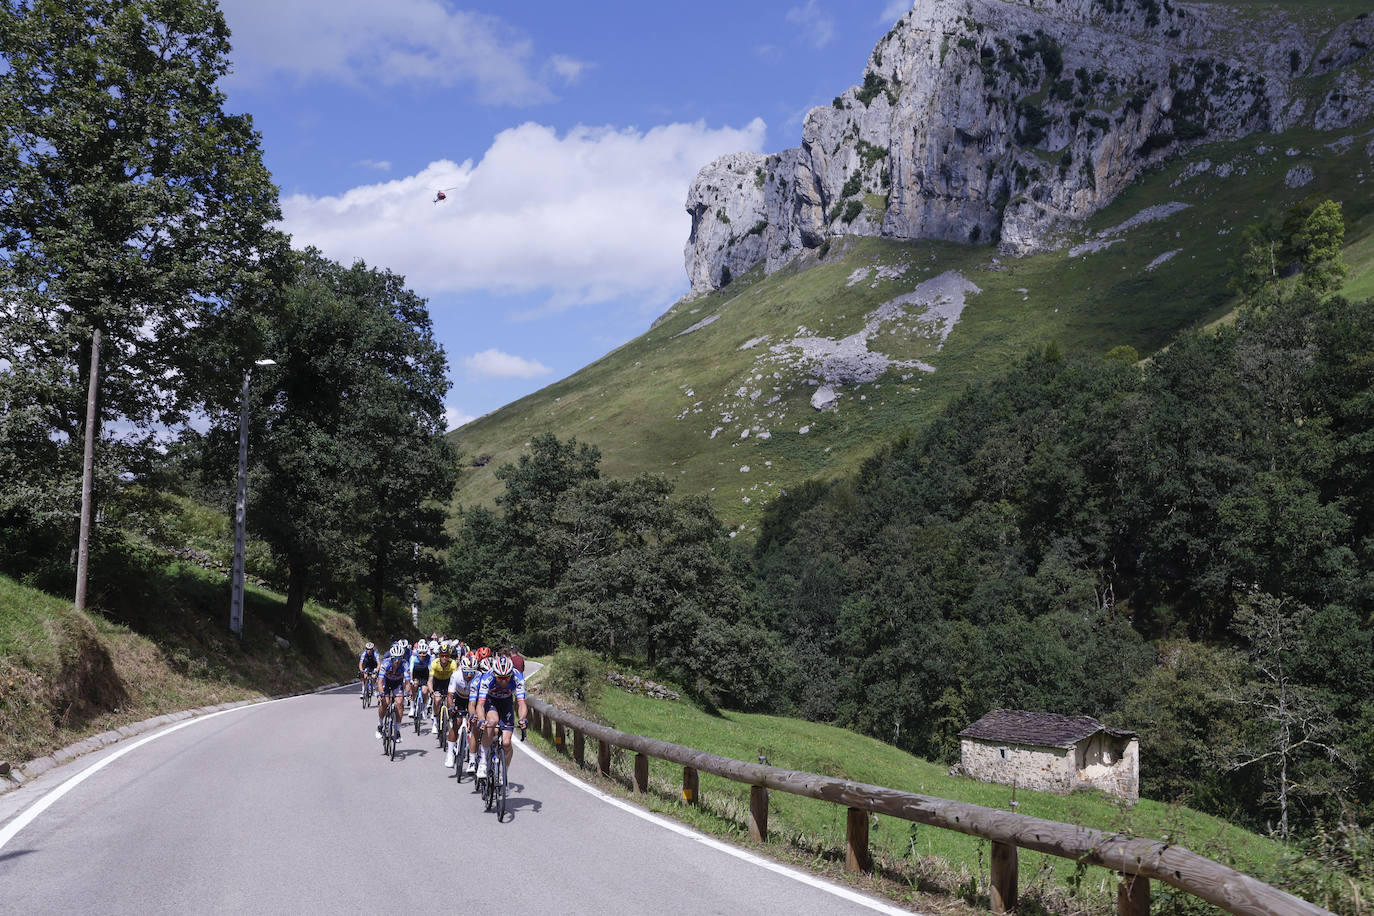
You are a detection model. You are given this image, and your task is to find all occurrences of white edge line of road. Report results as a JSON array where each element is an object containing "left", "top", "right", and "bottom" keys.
[
  {"left": 515, "top": 736, "right": 916, "bottom": 916},
  {"left": 0, "top": 686, "right": 353, "bottom": 854}
]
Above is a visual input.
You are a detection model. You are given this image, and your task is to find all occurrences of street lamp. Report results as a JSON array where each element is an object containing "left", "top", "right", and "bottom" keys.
[{"left": 230, "top": 358, "right": 276, "bottom": 639}]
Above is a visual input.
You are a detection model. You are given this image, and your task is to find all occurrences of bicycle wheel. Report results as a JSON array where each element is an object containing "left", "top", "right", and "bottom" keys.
[
  {"left": 437, "top": 706, "right": 448, "bottom": 751},
  {"left": 381, "top": 707, "right": 394, "bottom": 758},
  {"left": 496, "top": 749, "right": 508, "bottom": 822},
  {"left": 455, "top": 724, "right": 468, "bottom": 783},
  {"left": 483, "top": 748, "right": 495, "bottom": 811}
]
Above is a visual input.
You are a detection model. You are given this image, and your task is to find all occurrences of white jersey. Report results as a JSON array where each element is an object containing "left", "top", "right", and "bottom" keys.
[{"left": 447, "top": 669, "right": 478, "bottom": 698}]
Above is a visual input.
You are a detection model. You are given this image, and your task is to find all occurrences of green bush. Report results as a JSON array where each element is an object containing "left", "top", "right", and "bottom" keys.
[{"left": 545, "top": 647, "right": 607, "bottom": 703}]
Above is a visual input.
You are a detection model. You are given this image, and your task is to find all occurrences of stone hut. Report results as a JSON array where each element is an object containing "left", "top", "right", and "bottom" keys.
[{"left": 958, "top": 709, "right": 1139, "bottom": 804}]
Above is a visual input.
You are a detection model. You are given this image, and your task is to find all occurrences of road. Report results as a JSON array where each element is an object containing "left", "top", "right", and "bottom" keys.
[{"left": 0, "top": 685, "right": 910, "bottom": 914}]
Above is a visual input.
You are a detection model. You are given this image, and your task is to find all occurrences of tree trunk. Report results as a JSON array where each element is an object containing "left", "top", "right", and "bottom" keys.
[
  {"left": 285, "top": 566, "right": 309, "bottom": 633},
  {"left": 371, "top": 545, "right": 387, "bottom": 625}
]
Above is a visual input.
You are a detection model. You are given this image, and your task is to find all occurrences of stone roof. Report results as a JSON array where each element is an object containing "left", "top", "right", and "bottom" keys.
[{"left": 959, "top": 709, "right": 1136, "bottom": 749}]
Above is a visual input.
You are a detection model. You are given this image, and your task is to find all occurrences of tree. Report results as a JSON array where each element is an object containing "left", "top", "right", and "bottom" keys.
[
  {"left": 1225, "top": 593, "right": 1354, "bottom": 839},
  {"left": 1292, "top": 199, "right": 1347, "bottom": 294},
  {"left": 0, "top": 0, "right": 286, "bottom": 595},
  {"left": 230, "top": 251, "right": 454, "bottom": 630}
]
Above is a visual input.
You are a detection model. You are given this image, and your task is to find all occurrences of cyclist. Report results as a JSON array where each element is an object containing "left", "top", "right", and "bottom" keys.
[
  {"left": 428, "top": 643, "right": 458, "bottom": 743},
  {"left": 358, "top": 641, "right": 380, "bottom": 696},
  {"left": 407, "top": 640, "right": 431, "bottom": 722},
  {"left": 443, "top": 650, "right": 480, "bottom": 770},
  {"left": 474, "top": 654, "right": 527, "bottom": 783},
  {"left": 464, "top": 652, "right": 494, "bottom": 776},
  {"left": 375, "top": 645, "right": 409, "bottom": 740}
]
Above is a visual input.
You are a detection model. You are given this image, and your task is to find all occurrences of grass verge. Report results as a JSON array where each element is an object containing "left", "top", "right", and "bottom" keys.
[
  {"left": 0, "top": 568, "right": 369, "bottom": 770},
  {"left": 525, "top": 666, "right": 1291, "bottom": 915}
]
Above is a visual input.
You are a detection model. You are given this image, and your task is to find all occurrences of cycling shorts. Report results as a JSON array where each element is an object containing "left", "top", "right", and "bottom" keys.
[
  {"left": 410, "top": 665, "right": 429, "bottom": 681},
  {"left": 361, "top": 661, "right": 378, "bottom": 672},
  {"left": 486, "top": 695, "right": 515, "bottom": 727},
  {"left": 381, "top": 676, "right": 406, "bottom": 697},
  {"left": 432, "top": 677, "right": 451, "bottom": 695}
]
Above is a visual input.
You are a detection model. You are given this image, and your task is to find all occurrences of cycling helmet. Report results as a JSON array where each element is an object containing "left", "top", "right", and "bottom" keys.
[
  {"left": 438, "top": 642, "right": 451, "bottom": 656},
  {"left": 416, "top": 642, "right": 429, "bottom": 655},
  {"left": 389, "top": 645, "right": 406, "bottom": 658},
  {"left": 364, "top": 642, "right": 374, "bottom": 650},
  {"left": 492, "top": 656, "right": 514, "bottom": 679},
  {"left": 475, "top": 646, "right": 492, "bottom": 662},
  {"left": 478, "top": 656, "right": 493, "bottom": 674},
  {"left": 460, "top": 656, "right": 478, "bottom": 676}
]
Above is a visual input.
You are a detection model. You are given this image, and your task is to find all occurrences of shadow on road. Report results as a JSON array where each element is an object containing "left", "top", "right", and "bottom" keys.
[
  {"left": 0, "top": 849, "right": 38, "bottom": 865},
  {"left": 501, "top": 792, "right": 542, "bottom": 820}
]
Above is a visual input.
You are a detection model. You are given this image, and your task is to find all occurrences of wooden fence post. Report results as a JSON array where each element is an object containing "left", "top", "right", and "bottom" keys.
[
  {"left": 528, "top": 708, "right": 540, "bottom": 733},
  {"left": 1119, "top": 874, "right": 1150, "bottom": 916},
  {"left": 540, "top": 712, "right": 554, "bottom": 742},
  {"left": 573, "top": 729, "right": 585, "bottom": 766},
  {"left": 682, "top": 766, "right": 699, "bottom": 806},
  {"left": 990, "top": 841, "right": 1018, "bottom": 914},
  {"left": 634, "top": 753, "right": 649, "bottom": 792},
  {"left": 554, "top": 721, "right": 567, "bottom": 754},
  {"left": 845, "top": 808, "right": 871, "bottom": 873},
  {"left": 749, "top": 786, "right": 769, "bottom": 842},
  {"left": 597, "top": 739, "right": 611, "bottom": 777}
]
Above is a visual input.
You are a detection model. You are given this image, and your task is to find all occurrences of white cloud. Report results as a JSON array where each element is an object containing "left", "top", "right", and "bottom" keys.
[
  {"left": 358, "top": 159, "right": 392, "bottom": 172},
  {"left": 280, "top": 118, "right": 767, "bottom": 308},
  {"left": 463, "top": 350, "right": 552, "bottom": 380},
  {"left": 548, "top": 55, "right": 590, "bottom": 84},
  {"left": 786, "top": 1, "right": 835, "bottom": 50},
  {"left": 444, "top": 405, "right": 476, "bottom": 431},
  {"left": 219, "top": 0, "right": 571, "bottom": 105},
  {"left": 879, "top": 1, "right": 912, "bottom": 24}
]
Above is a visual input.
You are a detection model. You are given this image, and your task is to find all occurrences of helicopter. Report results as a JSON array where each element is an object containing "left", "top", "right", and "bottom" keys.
[{"left": 432, "top": 186, "right": 459, "bottom": 204}]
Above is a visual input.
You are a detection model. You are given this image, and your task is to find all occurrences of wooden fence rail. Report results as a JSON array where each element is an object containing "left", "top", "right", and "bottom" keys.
[{"left": 525, "top": 698, "right": 1328, "bottom": 916}]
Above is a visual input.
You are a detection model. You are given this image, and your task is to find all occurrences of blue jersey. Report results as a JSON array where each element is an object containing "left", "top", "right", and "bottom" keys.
[
  {"left": 359, "top": 649, "right": 379, "bottom": 668},
  {"left": 408, "top": 652, "right": 431, "bottom": 675},
  {"left": 475, "top": 670, "right": 525, "bottom": 703},
  {"left": 379, "top": 655, "right": 409, "bottom": 681}
]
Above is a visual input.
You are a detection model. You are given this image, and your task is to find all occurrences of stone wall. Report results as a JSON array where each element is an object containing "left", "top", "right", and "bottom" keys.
[
  {"left": 960, "top": 734, "right": 1140, "bottom": 803},
  {"left": 960, "top": 738, "right": 1076, "bottom": 794}
]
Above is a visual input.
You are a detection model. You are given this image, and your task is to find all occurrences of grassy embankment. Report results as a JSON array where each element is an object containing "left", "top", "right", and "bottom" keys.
[
  {"left": 0, "top": 566, "right": 368, "bottom": 770},
  {"left": 528, "top": 667, "right": 1290, "bottom": 914},
  {"left": 449, "top": 110, "right": 1374, "bottom": 535}
]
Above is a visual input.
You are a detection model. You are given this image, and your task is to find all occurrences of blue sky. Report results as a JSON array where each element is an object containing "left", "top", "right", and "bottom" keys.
[{"left": 217, "top": 0, "right": 914, "bottom": 427}]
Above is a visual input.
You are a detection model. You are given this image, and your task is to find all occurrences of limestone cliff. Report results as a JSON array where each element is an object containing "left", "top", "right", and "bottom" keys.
[{"left": 684, "top": 0, "right": 1374, "bottom": 295}]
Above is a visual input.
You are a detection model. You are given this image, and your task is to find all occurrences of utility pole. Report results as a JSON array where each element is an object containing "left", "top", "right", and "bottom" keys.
[
  {"left": 75, "top": 328, "right": 101, "bottom": 613},
  {"left": 230, "top": 359, "right": 276, "bottom": 638}
]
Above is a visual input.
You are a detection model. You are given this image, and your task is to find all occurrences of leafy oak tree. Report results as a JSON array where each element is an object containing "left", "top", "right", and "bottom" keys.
[
  {"left": 0, "top": 0, "right": 286, "bottom": 588},
  {"left": 219, "top": 250, "right": 455, "bottom": 630}
]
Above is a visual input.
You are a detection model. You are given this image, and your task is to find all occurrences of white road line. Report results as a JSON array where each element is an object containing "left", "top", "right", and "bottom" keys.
[
  {"left": 0, "top": 687, "right": 353, "bottom": 853},
  {"left": 515, "top": 738, "right": 917, "bottom": 916}
]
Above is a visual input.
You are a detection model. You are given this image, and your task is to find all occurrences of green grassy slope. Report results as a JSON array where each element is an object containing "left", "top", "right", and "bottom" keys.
[
  {"left": 450, "top": 113, "right": 1374, "bottom": 532},
  {"left": 0, "top": 568, "right": 366, "bottom": 767},
  {"left": 534, "top": 682, "right": 1289, "bottom": 907}
]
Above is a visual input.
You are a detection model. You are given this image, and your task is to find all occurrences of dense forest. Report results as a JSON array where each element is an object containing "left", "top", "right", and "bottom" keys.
[{"left": 435, "top": 256, "right": 1374, "bottom": 840}]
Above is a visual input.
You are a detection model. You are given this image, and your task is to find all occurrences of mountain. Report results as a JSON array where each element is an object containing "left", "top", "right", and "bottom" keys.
[
  {"left": 448, "top": 0, "right": 1374, "bottom": 533},
  {"left": 685, "top": 0, "right": 1374, "bottom": 294}
]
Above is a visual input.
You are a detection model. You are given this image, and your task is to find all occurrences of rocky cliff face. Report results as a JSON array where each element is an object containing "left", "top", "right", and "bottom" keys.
[{"left": 684, "top": 0, "right": 1374, "bottom": 295}]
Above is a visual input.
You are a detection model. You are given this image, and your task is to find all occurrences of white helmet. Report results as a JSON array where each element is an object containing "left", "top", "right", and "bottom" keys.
[
  {"left": 478, "top": 657, "right": 493, "bottom": 673},
  {"left": 416, "top": 642, "right": 429, "bottom": 655},
  {"left": 492, "top": 656, "right": 514, "bottom": 678},
  {"left": 364, "top": 642, "right": 374, "bottom": 650},
  {"left": 389, "top": 645, "right": 406, "bottom": 658}
]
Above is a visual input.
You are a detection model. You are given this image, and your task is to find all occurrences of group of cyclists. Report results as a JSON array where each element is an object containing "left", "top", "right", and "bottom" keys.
[{"left": 357, "top": 634, "right": 527, "bottom": 785}]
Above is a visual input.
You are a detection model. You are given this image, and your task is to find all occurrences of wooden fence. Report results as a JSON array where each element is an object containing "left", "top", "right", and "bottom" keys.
[{"left": 524, "top": 697, "right": 1330, "bottom": 916}]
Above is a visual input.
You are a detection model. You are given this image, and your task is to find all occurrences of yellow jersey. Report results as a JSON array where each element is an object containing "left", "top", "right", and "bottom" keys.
[{"left": 429, "top": 658, "right": 458, "bottom": 680}]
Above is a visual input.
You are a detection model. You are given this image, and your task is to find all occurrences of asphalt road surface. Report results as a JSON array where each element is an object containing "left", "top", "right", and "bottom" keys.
[{"left": 0, "top": 685, "right": 911, "bottom": 915}]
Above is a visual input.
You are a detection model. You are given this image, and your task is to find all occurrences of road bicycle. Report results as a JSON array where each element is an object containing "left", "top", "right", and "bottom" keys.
[
  {"left": 480, "top": 721, "right": 525, "bottom": 822},
  {"left": 360, "top": 673, "right": 375, "bottom": 708},
  {"left": 453, "top": 713, "right": 473, "bottom": 783},
  {"left": 379, "top": 694, "right": 402, "bottom": 761},
  {"left": 435, "top": 697, "right": 451, "bottom": 751},
  {"left": 412, "top": 684, "right": 428, "bottom": 735}
]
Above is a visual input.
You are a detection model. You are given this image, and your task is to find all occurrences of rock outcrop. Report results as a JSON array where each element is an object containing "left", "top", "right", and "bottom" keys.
[{"left": 684, "top": 0, "right": 1374, "bottom": 295}]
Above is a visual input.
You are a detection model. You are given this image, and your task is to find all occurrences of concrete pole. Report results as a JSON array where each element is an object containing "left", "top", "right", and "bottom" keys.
[
  {"left": 75, "top": 329, "right": 101, "bottom": 613},
  {"left": 230, "top": 367, "right": 251, "bottom": 638}
]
